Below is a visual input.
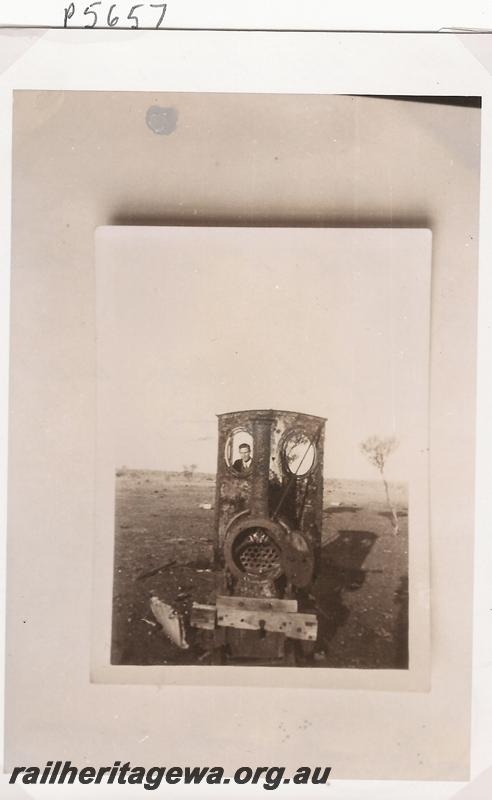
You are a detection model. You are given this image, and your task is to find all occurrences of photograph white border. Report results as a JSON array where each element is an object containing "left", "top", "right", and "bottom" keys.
[{"left": 91, "top": 224, "right": 431, "bottom": 693}]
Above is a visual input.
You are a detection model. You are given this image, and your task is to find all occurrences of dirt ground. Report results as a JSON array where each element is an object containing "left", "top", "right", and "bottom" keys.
[{"left": 111, "top": 470, "right": 408, "bottom": 669}]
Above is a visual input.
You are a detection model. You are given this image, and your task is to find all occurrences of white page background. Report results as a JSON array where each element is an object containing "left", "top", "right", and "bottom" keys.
[{"left": 0, "top": 25, "right": 491, "bottom": 800}]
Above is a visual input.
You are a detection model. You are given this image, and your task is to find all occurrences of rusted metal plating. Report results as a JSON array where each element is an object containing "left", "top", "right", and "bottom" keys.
[{"left": 215, "top": 409, "right": 326, "bottom": 597}]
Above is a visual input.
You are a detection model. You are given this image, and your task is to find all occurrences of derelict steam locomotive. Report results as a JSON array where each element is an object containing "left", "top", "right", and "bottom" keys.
[{"left": 191, "top": 408, "right": 326, "bottom": 664}]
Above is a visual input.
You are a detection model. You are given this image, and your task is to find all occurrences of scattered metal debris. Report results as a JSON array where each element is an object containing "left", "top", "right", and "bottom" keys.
[
  {"left": 150, "top": 596, "right": 189, "bottom": 649},
  {"left": 197, "top": 650, "right": 211, "bottom": 662},
  {"left": 135, "top": 560, "right": 177, "bottom": 581}
]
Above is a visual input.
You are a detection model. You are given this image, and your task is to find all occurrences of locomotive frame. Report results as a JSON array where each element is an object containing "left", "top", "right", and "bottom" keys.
[{"left": 191, "top": 408, "right": 326, "bottom": 665}]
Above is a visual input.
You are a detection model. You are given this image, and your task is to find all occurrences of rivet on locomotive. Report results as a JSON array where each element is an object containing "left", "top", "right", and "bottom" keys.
[{"left": 191, "top": 409, "right": 326, "bottom": 665}]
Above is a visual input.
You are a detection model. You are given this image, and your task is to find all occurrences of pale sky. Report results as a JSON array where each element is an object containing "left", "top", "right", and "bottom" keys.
[{"left": 96, "top": 226, "right": 431, "bottom": 481}]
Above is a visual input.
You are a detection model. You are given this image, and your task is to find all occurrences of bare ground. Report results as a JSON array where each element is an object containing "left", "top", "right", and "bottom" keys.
[{"left": 111, "top": 471, "right": 408, "bottom": 669}]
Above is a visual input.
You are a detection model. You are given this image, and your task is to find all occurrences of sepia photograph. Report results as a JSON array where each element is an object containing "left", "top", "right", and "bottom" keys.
[{"left": 95, "top": 225, "right": 431, "bottom": 675}]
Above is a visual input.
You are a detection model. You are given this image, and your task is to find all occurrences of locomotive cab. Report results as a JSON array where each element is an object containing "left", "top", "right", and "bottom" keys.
[{"left": 192, "top": 409, "right": 326, "bottom": 665}]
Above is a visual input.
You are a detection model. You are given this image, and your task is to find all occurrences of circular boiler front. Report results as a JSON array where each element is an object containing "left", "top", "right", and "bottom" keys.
[{"left": 223, "top": 514, "right": 289, "bottom": 582}]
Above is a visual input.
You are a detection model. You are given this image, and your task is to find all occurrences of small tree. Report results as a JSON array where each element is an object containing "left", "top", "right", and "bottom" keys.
[
  {"left": 190, "top": 463, "right": 198, "bottom": 479},
  {"left": 360, "top": 435, "right": 400, "bottom": 534}
]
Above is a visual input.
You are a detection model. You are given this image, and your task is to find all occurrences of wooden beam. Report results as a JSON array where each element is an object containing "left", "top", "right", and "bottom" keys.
[
  {"left": 190, "top": 603, "right": 216, "bottom": 630},
  {"left": 216, "top": 607, "right": 317, "bottom": 641},
  {"left": 216, "top": 595, "right": 298, "bottom": 613}
]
